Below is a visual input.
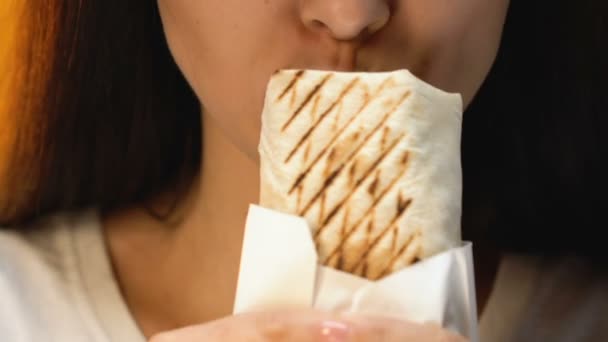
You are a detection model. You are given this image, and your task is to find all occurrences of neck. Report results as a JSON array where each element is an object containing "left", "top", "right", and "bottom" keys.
[{"left": 103, "top": 112, "right": 259, "bottom": 337}]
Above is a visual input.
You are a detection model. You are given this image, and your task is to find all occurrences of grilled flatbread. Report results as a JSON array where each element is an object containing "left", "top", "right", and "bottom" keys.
[{"left": 259, "top": 69, "right": 463, "bottom": 280}]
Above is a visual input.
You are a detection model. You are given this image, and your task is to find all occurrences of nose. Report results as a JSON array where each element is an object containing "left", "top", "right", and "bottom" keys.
[{"left": 300, "top": 0, "right": 391, "bottom": 42}]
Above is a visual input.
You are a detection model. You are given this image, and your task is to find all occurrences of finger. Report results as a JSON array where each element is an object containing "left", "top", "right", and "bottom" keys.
[
  {"left": 150, "top": 310, "right": 468, "bottom": 342},
  {"left": 149, "top": 309, "right": 349, "bottom": 342},
  {"left": 341, "top": 314, "right": 468, "bottom": 342}
]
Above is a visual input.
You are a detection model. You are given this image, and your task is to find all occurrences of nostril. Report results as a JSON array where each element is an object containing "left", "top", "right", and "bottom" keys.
[
  {"left": 300, "top": 0, "right": 391, "bottom": 42},
  {"left": 358, "top": 26, "right": 372, "bottom": 41},
  {"left": 310, "top": 19, "right": 326, "bottom": 30},
  {"left": 369, "top": 15, "right": 389, "bottom": 33}
]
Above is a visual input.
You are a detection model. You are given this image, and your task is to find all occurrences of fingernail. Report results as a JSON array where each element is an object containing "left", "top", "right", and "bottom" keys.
[{"left": 317, "top": 320, "right": 352, "bottom": 342}]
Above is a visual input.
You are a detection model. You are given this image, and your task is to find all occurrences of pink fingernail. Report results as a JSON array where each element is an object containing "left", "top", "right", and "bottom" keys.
[{"left": 317, "top": 320, "right": 352, "bottom": 342}]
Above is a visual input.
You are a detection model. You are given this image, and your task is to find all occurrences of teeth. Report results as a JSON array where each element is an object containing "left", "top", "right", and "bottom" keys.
[{"left": 259, "top": 69, "right": 464, "bottom": 280}]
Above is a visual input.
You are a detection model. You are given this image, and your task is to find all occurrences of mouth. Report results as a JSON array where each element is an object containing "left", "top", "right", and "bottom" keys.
[
  {"left": 282, "top": 40, "right": 374, "bottom": 73},
  {"left": 280, "top": 63, "right": 371, "bottom": 74}
]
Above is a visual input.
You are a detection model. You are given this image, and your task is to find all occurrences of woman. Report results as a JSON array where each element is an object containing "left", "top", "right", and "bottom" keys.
[{"left": 0, "top": 0, "right": 606, "bottom": 341}]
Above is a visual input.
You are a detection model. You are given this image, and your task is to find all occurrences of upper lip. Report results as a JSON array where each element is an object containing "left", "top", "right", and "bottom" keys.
[
  {"left": 333, "top": 41, "right": 362, "bottom": 71},
  {"left": 309, "top": 41, "right": 363, "bottom": 72}
]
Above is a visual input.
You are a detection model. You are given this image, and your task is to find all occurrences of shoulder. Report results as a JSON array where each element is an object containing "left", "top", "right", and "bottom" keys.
[
  {"left": 0, "top": 210, "right": 100, "bottom": 339},
  {"left": 521, "top": 256, "right": 608, "bottom": 341},
  {"left": 481, "top": 254, "right": 608, "bottom": 342},
  {"left": 0, "top": 210, "right": 90, "bottom": 277}
]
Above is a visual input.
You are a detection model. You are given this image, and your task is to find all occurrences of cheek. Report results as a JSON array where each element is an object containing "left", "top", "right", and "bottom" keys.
[
  {"left": 158, "top": 0, "right": 277, "bottom": 157},
  {"left": 432, "top": 1, "right": 508, "bottom": 105},
  {"left": 157, "top": 0, "right": 509, "bottom": 157},
  {"left": 159, "top": 0, "right": 259, "bottom": 99},
  {"left": 387, "top": 0, "right": 508, "bottom": 105}
]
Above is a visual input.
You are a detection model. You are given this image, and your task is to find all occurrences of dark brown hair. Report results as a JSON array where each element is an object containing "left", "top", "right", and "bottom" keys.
[
  {"left": 462, "top": 0, "right": 607, "bottom": 260},
  {"left": 1, "top": 1, "right": 606, "bottom": 259},
  {"left": 0, "top": 1, "right": 200, "bottom": 224}
]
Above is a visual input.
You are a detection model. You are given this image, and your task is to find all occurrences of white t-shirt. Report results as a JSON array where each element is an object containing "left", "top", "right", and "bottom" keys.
[
  {"left": 0, "top": 210, "right": 607, "bottom": 341},
  {"left": 0, "top": 210, "right": 145, "bottom": 342},
  {"left": 479, "top": 253, "right": 608, "bottom": 341}
]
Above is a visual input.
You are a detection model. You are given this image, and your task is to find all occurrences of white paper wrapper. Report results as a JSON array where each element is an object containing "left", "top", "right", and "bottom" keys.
[{"left": 234, "top": 205, "right": 479, "bottom": 341}]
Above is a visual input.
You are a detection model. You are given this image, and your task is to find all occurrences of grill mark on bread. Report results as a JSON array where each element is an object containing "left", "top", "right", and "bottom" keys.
[
  {"left": 391, "top": 225, "right": 398, "bottom": 252},
  {"left": 303, "top": 165, "right": 342, "bottom": 219},
  {"left": 340, "top": 212, "right": 374, "bottom": 275},
  {"left": 277, "top": 70, "right": 304, "bottom": 101},
  {"left": 342, "top": 206, "right": 351, "bottom": 238},
  {"left": 397, "top": 192, "right": 410, "bottom": 214},
  {"left": 298, "top": 91, "right": 411, "bottom": 216},
  {"left": 320, "top": 154, "right": 410, "bottom": 263},
  {"left": 310, "top": 94, "right": 321, "bottom": 122},
  {"left": 335, "top": 206, "right": 351, "bottom": 270},
  {"left": 287, "top": 119, "right": 357, "bottom": 194},
  {"left": 336, "top": 253, "right": 344, "bottom": 270},
  {"left": 282, "top": 74, "right": 333, "bottom": 132},
  {"left": 367, "top": 170, "right": 381, "bottom": 196},
  {"left": 325, "top": 253, "right": 336, "bottom": 268},
  {"left": 348, "top": 159, "right": 358, "bottom": 186},
  {"left": 366, "top": 219, "right": 374, "bottom": 246},
  {"left": 361, "top": 218, "right": 374, "bottom": 276},
  {"left": 333, "top": 101, "right": 343, "bottom": 132},
  {"left": 286, "top": 79, "right": 397, "bottom": 193},
  {"left": 314, "top": 147, "right": 337, "bottom": 216},
  {"left": 377, "top": 233, "right": 421, "bottom": 279},
  {"left": 268, "top": 72, "right": 446, "bottom": 278},
  {"left": 391, "top": 195, "right": 409, "bottom": 253},
  {"left": 284, "top": 77, "right": 359, "bottom": 162},
  {"left": 300, "top": 129, "right": 401, "bottom": 219},
  {"left": 401, "top": 150, "right": 410, "bottom": 164},
  {"left": 326, "top": 148, "right": 336, "bottom": 176},
  {"left": 291, "top": 86, "right": 298, "bottom": 108},
  {"left": 341, "top": 197, "right": 412, "bottom": 275},
  {"left": 381, "top": 126, "right": 390, "bottom": 150},
  {"left": 296, "top": 185, "right": 303, "bottom": 212},
  {"left": 303, "top": 141, "right": 312, "bottom": 164},
  {"left": 348, "top": 197, "right": 413, "bottom": 273},
  {"left": 314, "top": 132, "right": 406, "bottom": 225},
  {"left": 319, "top": 193, "right": 327, "bottom": 227}
]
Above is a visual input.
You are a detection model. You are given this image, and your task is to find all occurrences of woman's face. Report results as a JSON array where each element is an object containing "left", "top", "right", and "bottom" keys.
[{"left": 158, "top": 0, "right": 510, "bottom": 159}]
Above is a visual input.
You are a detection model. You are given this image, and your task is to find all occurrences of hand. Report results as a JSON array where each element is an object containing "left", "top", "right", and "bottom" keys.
[{"left": 149, "top": 309, "right": 467, "bottom": 342}]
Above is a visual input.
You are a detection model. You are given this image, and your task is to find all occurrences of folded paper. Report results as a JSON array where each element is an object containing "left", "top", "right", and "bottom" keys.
[{"left": 234, "top": 205, "right": 478, "bottom": 341}]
